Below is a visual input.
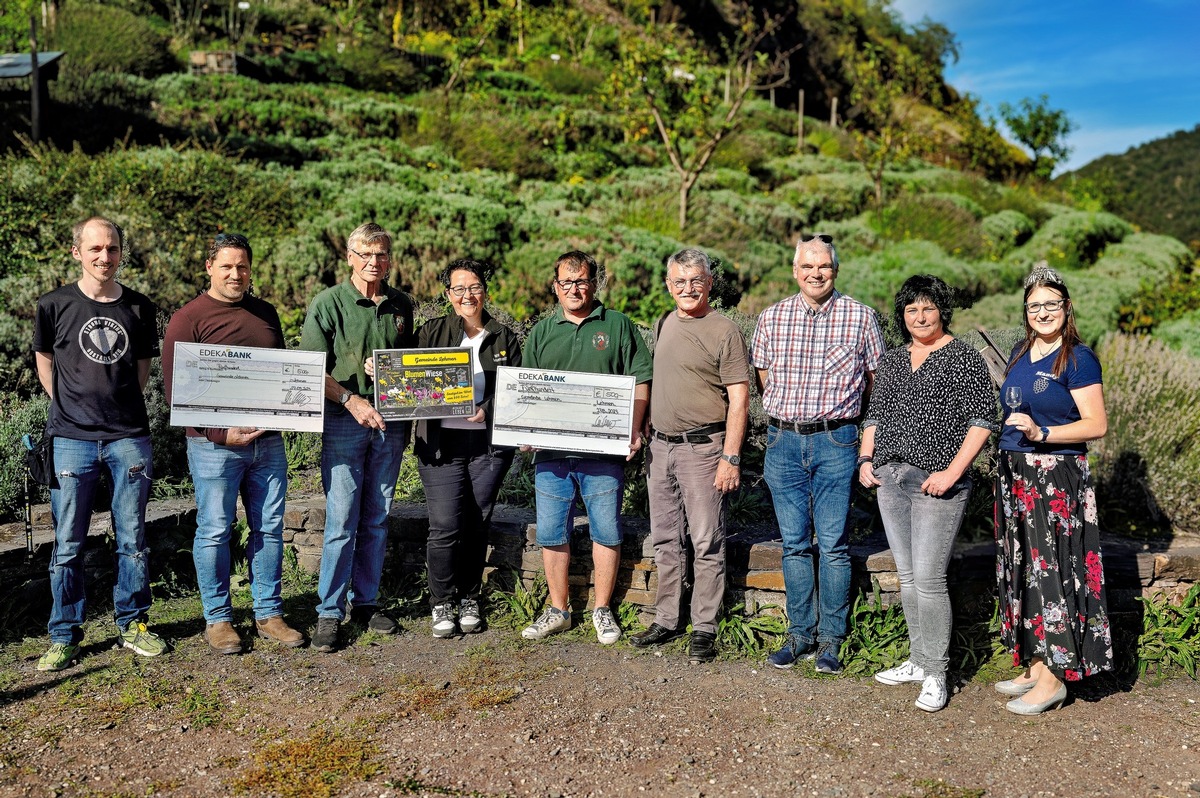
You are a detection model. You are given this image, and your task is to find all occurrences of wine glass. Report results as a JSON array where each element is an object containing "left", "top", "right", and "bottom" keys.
[{"left": 1004, "top": 386, "right": 1022, "bottom": 414}]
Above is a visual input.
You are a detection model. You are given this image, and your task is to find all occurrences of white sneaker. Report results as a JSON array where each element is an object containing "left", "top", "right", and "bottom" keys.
[
  {"left": 915, "top": 674, "right": 948, "bottom": 712},
  {"left": 592, "top": 606, "right": 621, "bottom": 645},
  {"left": 459, "top": 598, "right": 482, "bottom": 634},
  {"left": 432, "top": 603, "right": 456, "bottom": 638},
  {"left": 875, "top": 660, "right": 925, "bottom": 685},
  {"left": 521, "top": 606, "right": 571, "bottom": 640}
]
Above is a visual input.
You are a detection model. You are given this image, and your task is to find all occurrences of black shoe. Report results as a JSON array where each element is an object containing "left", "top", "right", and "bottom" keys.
[
  {"left": 688, "top": 631, "right": 717, "bottom": 663},
  {"left": 312, "top": 617, "right": 339, "bottom": 653},
  {"left": 351, "top": 605, "right": 399, "bottom": 635},
  {"left": 630, "top": 623, "right": 685, "bottom": 648}
]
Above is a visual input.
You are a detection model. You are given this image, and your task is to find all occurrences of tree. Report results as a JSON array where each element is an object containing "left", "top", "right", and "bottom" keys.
[
  {"left": 847, "top": 44, "right": 932, "bottom": 206},
  {"left": 604, "top": 5, "right": 797, "bottom": 231},
  {"left": 999, "top": 94, "right": 1075, "bottom": 179}
]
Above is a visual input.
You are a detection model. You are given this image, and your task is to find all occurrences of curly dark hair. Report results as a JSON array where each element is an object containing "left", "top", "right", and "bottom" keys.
[
  {"left": 893, "top": 274, "right": 956, "bottom": 342},
  {"left": 438, "top": 258, "right": 493, "bottom": 289}
]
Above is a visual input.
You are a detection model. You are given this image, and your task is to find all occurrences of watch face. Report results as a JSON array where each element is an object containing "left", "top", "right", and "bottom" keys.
[
  {"left": 724, "top": 454, "right": 741, "bottom": 466},
  {"left": 339, "top": 391, "right": 352, "bottom": 405}
]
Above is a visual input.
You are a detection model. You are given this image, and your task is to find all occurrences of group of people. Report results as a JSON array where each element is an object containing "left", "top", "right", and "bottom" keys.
[{"left": 33, "top": 217, "right": 1113, "bottom": 718}]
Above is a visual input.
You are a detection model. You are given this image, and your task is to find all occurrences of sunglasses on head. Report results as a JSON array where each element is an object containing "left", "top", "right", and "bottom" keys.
[{"left": 800, "top": 233, "right": 834, "bottom": 244}]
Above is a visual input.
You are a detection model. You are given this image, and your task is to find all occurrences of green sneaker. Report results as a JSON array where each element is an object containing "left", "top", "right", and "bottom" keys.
[
  {"left": 120, "top": 622, "right": 170, "bottom": 657},
  {"left": 37, "top": 642, "right": 81, "bottom": 672}
]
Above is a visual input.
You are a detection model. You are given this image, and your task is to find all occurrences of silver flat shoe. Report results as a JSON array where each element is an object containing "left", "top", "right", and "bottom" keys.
[
  {"left": 1005, "top": 683, "right": 1067, "bottom": 715},
  {"left": 994, "top": 678, "right": 1036, "bottom": 697}
]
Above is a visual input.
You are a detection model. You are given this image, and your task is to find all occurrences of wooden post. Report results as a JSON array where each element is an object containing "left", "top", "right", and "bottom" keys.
[
  {"left": 830, "top": 96, "right": 838, "bottom": 128},
  {"left": 769, "top": 86, "right": 775, "bottom": 105},
  {"left": 724, "top": 69, "right": 730, "bottom": 104},
  {"left": 797, "top": 89, "right": 805, "bottom": 151},
  {"left": 29, "top": 15, "right": 40, "bottom": 144},
  {"left": 517, "top": 0, "right": 524, "bottom": 55}
]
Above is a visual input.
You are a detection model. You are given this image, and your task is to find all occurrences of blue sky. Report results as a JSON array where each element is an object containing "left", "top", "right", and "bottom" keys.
[{"left": 891, "top": 0, "right": 1200, "bottom": 173}]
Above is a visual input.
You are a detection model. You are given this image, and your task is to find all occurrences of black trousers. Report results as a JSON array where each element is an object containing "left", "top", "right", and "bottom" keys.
[{"left": 417, "top": 427, "right": 514, "bottom": 606}]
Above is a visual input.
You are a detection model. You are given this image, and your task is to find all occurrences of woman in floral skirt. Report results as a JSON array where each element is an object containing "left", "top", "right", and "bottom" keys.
[{"left": 995, "top": 265, "right": 1113, "bottom": 715}]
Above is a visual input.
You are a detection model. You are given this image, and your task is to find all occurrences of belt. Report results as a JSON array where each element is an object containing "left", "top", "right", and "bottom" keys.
[
  {"left": 651, "top": 422, "right": 726, "bottom": 444},
  {"left": 767, "top": 416, "right": 859, "bottom": 435}
]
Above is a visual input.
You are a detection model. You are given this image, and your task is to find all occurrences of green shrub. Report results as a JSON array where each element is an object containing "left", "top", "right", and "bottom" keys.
[
  {"left": 775, "top": 170, "right": 875, "bottom": 225},
  {"left": 0, "top": 393, "right": 49, "bottom": 520},
  {"left": 49, "top": 3, "right": 176, "bottom": 78},
  {"left": 873, "top": 194, "right": 986, "bottom": 259},
  {"left": 1009, "top": 210, "right": 1132, "bottom": 271},
  {"left": 980, "top": 209, "right": 1035, "bottom": 259},
  {"left": 524, "top": 61, "right": 605, "bottom": 95},
  {"left": 1153, "top": 311, "right": 1200, "bottom": 359},
  {"left": 1093, "top": 334, "right": 1200, "bottom": 536}
]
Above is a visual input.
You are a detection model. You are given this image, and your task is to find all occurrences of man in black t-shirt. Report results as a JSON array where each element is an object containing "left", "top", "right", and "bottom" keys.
[{"left": 32, "top": 217, "right": 169, "bottom": 671}]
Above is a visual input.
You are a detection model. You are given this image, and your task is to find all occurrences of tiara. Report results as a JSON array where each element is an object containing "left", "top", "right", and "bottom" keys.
[{"left": 1024, "top": 261, "right": 1066, "bottom": 289}]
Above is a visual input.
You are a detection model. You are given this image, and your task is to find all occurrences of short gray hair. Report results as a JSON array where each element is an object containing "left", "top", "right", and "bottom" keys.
[
  {"left": 666, "top": 248, "right": 712, "bottom": 275},
  {"left": 347, "top": 222, "right": 392, "bottom": 253},
  {"left": 794, "top": 236, "right": 839, "bottom": 270}
]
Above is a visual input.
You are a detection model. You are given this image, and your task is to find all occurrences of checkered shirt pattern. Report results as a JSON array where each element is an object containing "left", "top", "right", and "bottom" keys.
[{"left": 750, "top": 290, "right": 885, "bottom": 422}]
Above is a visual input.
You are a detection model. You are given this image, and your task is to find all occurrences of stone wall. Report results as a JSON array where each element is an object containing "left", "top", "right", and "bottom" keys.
[{"left": 2, "top": 497, "right": 1197, "bottom": 626}]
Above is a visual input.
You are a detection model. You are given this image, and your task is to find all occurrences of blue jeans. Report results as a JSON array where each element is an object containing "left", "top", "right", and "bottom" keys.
[
  {"left": 187, "top": 435, "right": 288, "bottom": 624},
  {"left": 48, "top": 435, "right": 153, "bottom": 644},
  {"left": 763, "top": 423, "right": 858, "bottom": 646},
  {"left": 876, "top": 461, "right": 972, "bottom": 677},
  {"left": 316, "top": 409, "right": 408, "bottom": 620},
  {"left": 534, "top": 458, "right": 624, "bottom": 546}
]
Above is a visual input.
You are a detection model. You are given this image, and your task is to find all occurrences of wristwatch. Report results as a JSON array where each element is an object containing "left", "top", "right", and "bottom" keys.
[
  {"left": 338, "top": 390, "right": 353, "bottom": 405},
  {"left": 721, "top": 454, "right": 741, "bottom": 466},
  {"left": 1039, "top": 425, "right": 1050, "bottom": 442}
]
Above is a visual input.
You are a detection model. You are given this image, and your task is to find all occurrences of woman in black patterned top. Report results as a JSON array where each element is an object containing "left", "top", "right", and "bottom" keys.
[{"left": 857, "top": 275, "right": 997, "bottom": 712}]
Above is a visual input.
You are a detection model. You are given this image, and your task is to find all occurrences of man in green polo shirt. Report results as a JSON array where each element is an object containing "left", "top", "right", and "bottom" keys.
[
  {"left": 300, "top": 222, "right": 416, "bottom": 652},
  {"left": 519, "top": 250, "right": 652, "bottom": 645}
]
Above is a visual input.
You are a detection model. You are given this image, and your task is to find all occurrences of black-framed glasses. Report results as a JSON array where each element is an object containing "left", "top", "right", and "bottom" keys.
[
  {"left": 800, "top": 233, "right": 834, "bottom": 244},
  {"left": 1024, "top": 299, "right": 1067, "bottom": 314},
  {"left": 554, "top": 278, "right": 595, "bottom": 291},
  {"left": 350, "top": 247, "right": 391, "bottom": 263},
  {"left": 448, "top": 283, "right": 486, "bottom": 297}
]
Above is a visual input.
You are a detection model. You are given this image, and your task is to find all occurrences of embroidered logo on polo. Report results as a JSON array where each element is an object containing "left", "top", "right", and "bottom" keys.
[
  {"left": 78, "top": 317, "right": 129, "bottom": 364},
  {"left": 394, "top": 317, "right": 406, "bottom": 335},
  {"left": 592, "top": 332, "right": 609, "bottom": 351}
]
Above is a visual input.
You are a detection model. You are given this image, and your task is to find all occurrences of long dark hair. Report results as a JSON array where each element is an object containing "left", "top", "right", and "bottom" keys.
[{"left": 1006, "top": 265, "right": 1081, "bottom": 378}]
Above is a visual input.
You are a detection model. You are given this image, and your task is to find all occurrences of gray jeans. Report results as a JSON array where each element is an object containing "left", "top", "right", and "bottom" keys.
[
  {"left": 876, "top": 461, "right": 972, "bottom": 676},
  {"left": 647, "top": 434, "right": 727, "bottom": 634}
]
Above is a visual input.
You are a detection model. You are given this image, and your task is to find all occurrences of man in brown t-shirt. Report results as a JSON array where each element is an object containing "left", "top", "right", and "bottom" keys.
[
  {"left": 631, "top": 248, "right": 751, "bottom": 661},
  {"left": 163, "top": 234, "right": 305, "bottom": 655}
]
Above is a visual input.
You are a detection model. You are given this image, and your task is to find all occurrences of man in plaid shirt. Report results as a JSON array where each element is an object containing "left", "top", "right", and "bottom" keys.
[{"left": 750, "top": 234, "right": 885, "bottom": 675}]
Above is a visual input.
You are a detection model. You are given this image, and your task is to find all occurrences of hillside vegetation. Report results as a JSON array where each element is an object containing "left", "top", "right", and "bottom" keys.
[{"left": 0, "top": 0, "right": 1197, "bottom": 536}]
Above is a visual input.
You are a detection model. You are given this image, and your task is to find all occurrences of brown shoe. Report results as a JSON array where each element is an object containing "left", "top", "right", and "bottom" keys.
[
  {"left": 205, "top": 622, "right": 243, "bottom": 655},
  {"left": 256, "top": 616, "right": 305, "bottom": 648}
]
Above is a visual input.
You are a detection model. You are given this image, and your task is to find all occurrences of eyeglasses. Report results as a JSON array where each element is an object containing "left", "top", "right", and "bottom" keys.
[
  {"left": 350, "top": 248, "right": 391, "bottom": 263},
  {"left": 1024, "top": 299, "right": 1066, "bottom": 314},
  {"left": 554, "top": 278, "right": 595, "bottom": 291},
  {"left": 668, "top": 277, "right": 709, "bottom": 291},
  {"left": 448, "top": 284, "right": 486, "bottom": 297},
  {"left": 800, "top": 233, "right": 834, "bottom": 244}
]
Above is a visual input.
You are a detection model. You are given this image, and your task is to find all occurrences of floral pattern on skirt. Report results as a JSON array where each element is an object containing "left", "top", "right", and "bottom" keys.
[{"left": 995, "top": 451, "right": 1113, "bottom": 680}]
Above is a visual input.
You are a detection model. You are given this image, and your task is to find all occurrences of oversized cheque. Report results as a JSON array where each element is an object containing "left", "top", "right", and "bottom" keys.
[{"left": 491, "top": 366, "right": 635, "bottom": 457}]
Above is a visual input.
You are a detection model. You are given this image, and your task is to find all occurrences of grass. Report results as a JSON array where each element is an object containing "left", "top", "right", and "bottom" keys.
[{"left": 230, "top": 728, "right": 381, "bottom": 798}]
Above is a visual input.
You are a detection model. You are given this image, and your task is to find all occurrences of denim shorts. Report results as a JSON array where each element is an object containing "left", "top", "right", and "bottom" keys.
[{"left": 534, "top": 458, "right": 624, "bottom": 547}]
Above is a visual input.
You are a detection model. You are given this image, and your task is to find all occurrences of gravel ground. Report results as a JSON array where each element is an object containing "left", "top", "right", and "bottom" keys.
[{"left": 2, "top": 614, "right": 1198, "bottom": 798}]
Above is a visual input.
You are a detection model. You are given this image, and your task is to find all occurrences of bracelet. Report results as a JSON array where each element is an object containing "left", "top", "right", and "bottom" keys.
[{"left": 857, "top": 455, "right": 873, "bottom": 467}]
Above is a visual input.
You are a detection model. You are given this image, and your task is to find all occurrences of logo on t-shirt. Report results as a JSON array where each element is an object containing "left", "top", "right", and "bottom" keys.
[
  {"left": 592, "top": 332, "right": 609, "bottom": 351},
  {"left": 394, "top": 317, "right": 406, "bottom": 335},
  {"left": 78, "top": 317, "right": 130, "bottom": 364}
]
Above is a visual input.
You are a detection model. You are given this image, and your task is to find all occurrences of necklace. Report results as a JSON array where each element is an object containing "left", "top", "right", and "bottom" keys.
[{"left": 1034, "top": 338, "right": 1061, "bottom": 359}]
